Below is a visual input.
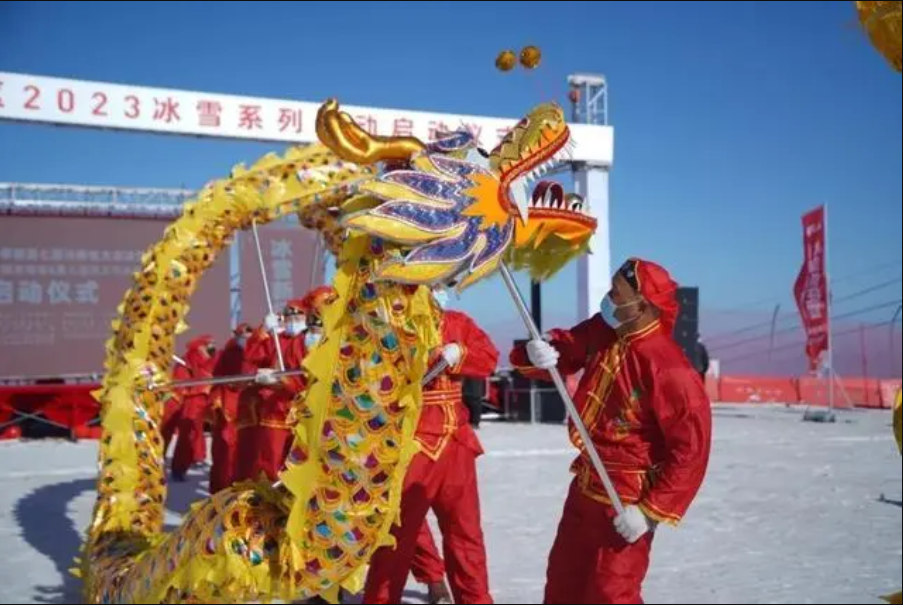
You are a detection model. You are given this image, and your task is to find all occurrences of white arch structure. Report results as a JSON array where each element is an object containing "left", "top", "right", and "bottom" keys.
[{"left": 0, "top": 71, "right": 614, "bottom": 323}]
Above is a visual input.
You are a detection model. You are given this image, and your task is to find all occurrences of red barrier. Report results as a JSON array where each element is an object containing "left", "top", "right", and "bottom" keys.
[
  {"left": 1, "top": 425, "right": 23, "bottom": 440},
  {"left": 0, "top": 383, "right": 100, "bottom": 436},
  {"left": 718, "top": 375, "right": 799, "bottom": 404},
  {"left": 796, "top": 377, "right": 855, "bottom": 409},
  {"left": 793, "top": 377, "right": 886, "bottom": 409},
  {"left": 705, "top": 375, "right": 719, "bottom": 402},
  {"left": 837, "top": 378, "right": 884, "bottom": 409},
  {"left": 880, "top": 380, "right": 902, "bottom": 409},
  {"left": 73, "top": 425, "right": 102, "bottom": 440}
]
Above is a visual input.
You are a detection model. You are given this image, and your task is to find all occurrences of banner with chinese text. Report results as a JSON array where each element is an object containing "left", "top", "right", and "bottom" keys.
[
  {"left": 793, "top": 206, "right": 830, "bottom": 372},
  {"left": 0, "top": 216, "right": 231, "bottom": 378},
  {"left": 0, "top": 71, "right": 614, "bottom": 166}
]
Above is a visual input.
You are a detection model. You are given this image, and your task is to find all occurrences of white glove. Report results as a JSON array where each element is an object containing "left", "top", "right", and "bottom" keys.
[
  {"left": 255, "top": 368, "right": 280, "bottom": 386},
  {"left": 526, "top": 339, "right": 559, "bottom": 370},
  {"left": 613, "top": 505, "right": 654, "bottom": 544},
  {"left": 441, "top": 343, "right": 462, "bottom": 368},
  {"left": 264, "top": 313, "right": 281, "bottom": 332}
]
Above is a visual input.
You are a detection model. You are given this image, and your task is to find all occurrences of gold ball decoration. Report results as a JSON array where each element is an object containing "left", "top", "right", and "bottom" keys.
[
  {"left": 495, "top": 50, "right": 517, "bottom": 72},
  {"left": 519, "top": 45, "right": 542, "bottom": 69}
]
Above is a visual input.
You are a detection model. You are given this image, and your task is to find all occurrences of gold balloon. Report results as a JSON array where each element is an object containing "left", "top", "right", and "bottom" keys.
[
  {"left": 496, "top": 50, "right": 517, "bottom": 71},
  {"left": 520, "top": 45, "right": 542, "bottom": 69}
]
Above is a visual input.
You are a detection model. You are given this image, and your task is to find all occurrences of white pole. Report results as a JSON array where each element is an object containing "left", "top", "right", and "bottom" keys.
[
  {"left": 310, "top": 234, "right": 323, "bottom": 291},
  {"left": 251, "top": 220, "right": 286, "bottom": 372},
  {"left": 498, "top": 261, "right": 625, "bottom": 515},
  {"left": 824, "top": 203, "right": 835, "bottom": 416}
]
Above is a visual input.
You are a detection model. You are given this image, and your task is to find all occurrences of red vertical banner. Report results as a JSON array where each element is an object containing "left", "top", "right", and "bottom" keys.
[{"left": 793, "top": 206, "right": 829, "bottom": 371}]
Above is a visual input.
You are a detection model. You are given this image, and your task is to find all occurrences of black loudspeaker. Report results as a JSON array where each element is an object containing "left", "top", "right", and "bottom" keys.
[
  {"left": 461, "top": 377, "right": 485, "bottom": 427},
  {"left": 673, "top": 287, "right": 699, "bottom": 368},
  {"left": 508, "top": 339, "right": 566, "bottom": 423}
]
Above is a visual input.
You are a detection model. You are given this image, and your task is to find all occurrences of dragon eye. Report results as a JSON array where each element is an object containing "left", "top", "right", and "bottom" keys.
[
  {"left": 477, "top": 148, "right": 490, "bottom": 159},
  {"left": 566, "top": 193, "right": 585, "bottom": 212}
]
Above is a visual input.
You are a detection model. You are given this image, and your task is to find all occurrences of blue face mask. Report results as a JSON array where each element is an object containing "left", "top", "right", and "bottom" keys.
[
  {"left": 305, "top": 332, "right": 322, "bottom": 349},
  {"left": 286, "top": 320, "right": 306, "bottom": 337},
  {"left": 433, "top": 289, "right": 450, "bottom": 309},
  {"left": 236, "top": 336, "right": 248, "bottom": 349},
  {"left": 600, "top": 294, "right": 641, "bottom": 329}
]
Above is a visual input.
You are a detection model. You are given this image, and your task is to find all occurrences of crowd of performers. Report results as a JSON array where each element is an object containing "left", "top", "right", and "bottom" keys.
[{"left": 162, "top": 257, "right": 713, "bottom": 605}]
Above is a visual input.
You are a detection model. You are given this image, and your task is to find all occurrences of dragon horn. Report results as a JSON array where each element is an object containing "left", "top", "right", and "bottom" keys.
[{"left": 315, "top": 98, "right": 426, "bottom": 165}]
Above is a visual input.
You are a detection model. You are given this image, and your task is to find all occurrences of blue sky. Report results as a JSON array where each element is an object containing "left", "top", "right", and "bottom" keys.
[{"left": 1, "top": 0, "right": 901, "bottom": 335}]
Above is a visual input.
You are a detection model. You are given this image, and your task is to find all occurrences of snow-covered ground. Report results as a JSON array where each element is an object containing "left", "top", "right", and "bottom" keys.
[{"left": 1, "top": 405, "right": 900, "bottom": 604}]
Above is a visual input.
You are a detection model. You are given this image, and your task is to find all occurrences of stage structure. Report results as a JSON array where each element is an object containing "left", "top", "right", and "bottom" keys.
[{"left": 0, "top": 70, "right": 614, "bottom": 326}]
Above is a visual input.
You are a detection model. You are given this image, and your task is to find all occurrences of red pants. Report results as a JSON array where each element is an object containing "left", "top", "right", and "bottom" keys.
[
  {"left": 209, "top": 414, "right": 237, "bottom": 494},
  {"left": 233, "top": 425, "right": 293, "bottom": 483},
  {"left": 544, "top": 479, "right": 654, "bottom": 604},
  {"left": 161, "top": 398, "right": 181, "bottom": 454},
  {"left": 411, "top": 522, "right": 445, "bottom": 585},
  {"left": 363, "top": 439, "right": 492, "bottom": 604},
  {"left": 171, "top": 394, "right": 209, "bottom": 477}
]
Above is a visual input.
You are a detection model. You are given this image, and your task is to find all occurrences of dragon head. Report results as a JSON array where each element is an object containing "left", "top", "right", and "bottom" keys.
[
  {"left": 316, "top": 100, "right": 597, "bottom": 290},
  {"left": 488, "top": 102, "right": 573, "bottom": 222}
]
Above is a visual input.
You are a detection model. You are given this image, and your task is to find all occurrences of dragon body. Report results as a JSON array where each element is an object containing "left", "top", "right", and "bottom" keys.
[{"left": 78, "top": 100, "right": 597, "bottom": 603}]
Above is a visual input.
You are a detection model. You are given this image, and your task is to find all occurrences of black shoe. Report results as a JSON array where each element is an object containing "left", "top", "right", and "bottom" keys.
[{"left": 427, "top": 582, "right": 452, "bottom": 604}]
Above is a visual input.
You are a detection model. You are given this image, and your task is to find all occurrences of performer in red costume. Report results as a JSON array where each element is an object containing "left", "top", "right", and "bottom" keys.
[
  {"left": 510, "top": 258, "right": 712, "bottom": 604},
  {"left": 363, "top": 287, "right": 498, "bottom": 605},
  {"left": 171, "top": 335, "right": 220, "bottom": 481},
  {"left": 235, "top": 286, "right": 336, "bottom": 483},
  {"left": 235, "top": 304, "right": 307, "bottom": 483},
  {"left": 209, "top": 323, "right": 253, "bottom": 494}
]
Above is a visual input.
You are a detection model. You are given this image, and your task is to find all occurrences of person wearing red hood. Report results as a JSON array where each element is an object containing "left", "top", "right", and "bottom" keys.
[
  {"left": 171, "top": 335, "right": 220, "bottom": 481},
  {"left": 510, "top": 258, "right": 712, "bottom": 604},
  {"left": 235, "top": 286, "right": 336, "bottom": 484},
  {"left": 208, "top": 322, "right": 254, "bottom": 494},
  {"left": 235, "top": 302, "right": 307, "bottom": 484}
]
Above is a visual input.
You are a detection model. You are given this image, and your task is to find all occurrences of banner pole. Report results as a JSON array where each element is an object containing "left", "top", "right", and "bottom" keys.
[{"left": 824, "top": 203, "right": 835, "bottom": 418}]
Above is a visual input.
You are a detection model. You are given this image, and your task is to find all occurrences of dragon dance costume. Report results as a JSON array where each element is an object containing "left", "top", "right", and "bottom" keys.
[
  {"left": 236, "top": 312, "right": 307, "bottom": 483},
  {"left": 512, "top": 258, "right": 712, "bottom": 604},
  {"left": 209, "top": 323, "right": 253, "bottom": 494},
  {"left": 364, "top": 306, "right": 499, "bottom": 604},
  {"left": 236, "top": 288, "right": 335, "bottom": 484},
  {"left": 171, "top": 335, "right": 219, "bottom": 480}
]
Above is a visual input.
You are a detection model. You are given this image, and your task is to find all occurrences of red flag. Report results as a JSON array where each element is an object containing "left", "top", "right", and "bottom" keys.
[{"left": 793, "top": 206, "right": 830, "bottom": 371}]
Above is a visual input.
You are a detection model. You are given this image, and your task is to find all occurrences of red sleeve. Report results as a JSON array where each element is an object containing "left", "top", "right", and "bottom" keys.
[
  {"left": 243, "top": 329, "right": 273, "bottom": 370},
  {"left": 213, "top": 345, "right": 242, "bottom": 377},
  {"left": 171, "top": 362, "right": 212, "bottom": 396},
  {"left": 210, "top": 385, "right": 225, "bottom": 413},
  {"left": 213, "top": 344, "right": 247, "bottom": 394},
  {"left": 508, "top": 316, "right": 601, "bottom": 381},
  {"left": 172, "top": 364, "right": 190, "bottom": 380},
  {"left": 639, "top": 366, "right": 712, "bottom": 526},
  {"left": 280, "top": 336, "right": 309, "bottom": 392},
  {"left": 445, "top": 312, "right": 498, "bottom": 379}
]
